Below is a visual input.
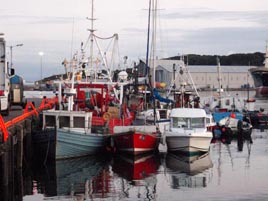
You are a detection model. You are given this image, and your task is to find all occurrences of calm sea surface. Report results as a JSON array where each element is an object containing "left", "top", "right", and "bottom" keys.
[
  {"left": 22, "top": 130, "right": 268, "bottom": 201},
  {"left": 8, "top": 91, "right": 268, "bottom": 201}
]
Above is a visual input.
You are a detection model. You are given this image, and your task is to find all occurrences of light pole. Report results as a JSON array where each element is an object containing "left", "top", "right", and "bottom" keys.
[
  {"left": 9, "top": 43, "right": 23, "bottom": 75},
  {"left": 38, "top": 51, "right": 44, "bottom": 85}
]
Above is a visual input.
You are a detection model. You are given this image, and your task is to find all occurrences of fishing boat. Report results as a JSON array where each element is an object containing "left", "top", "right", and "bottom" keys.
[
  {"left": 249, "top": 43, "right": 268, "bottom": 98},
  {"left": 247, "top": 109, "right": 268, "bottom": 130},
  {"left": 112, "top": 125, "right": 160, "bottom": 155},
  {"left": 32, "top": 0, "right": 159, "bottom": 159},
  {"left": 39, "top": 80, "right": 134, "bottom": 159},
  {"left": 164, "top": 108, "right": 213, "bottom": 154},
  {"left": 203, "top": 58, "right": 254, "bottom": 138},
  {"left": 205, "top": 59, "right": 245, "bottom": 121},
  {"left": 110, "top": 0, "right": 164, "bottom": 155}
]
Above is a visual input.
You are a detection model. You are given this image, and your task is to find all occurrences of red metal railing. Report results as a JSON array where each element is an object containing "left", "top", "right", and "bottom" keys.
[{"left": 0, "top": 96, "right": 58, "bottom": 142}]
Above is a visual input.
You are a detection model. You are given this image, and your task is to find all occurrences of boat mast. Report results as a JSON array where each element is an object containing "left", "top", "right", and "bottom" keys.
[
  {"left": 217, "top": 57, "right": 222, "bottom": 108},
  {"left": 151, "top": 0, "right": 157, "bottom": 89},
  {"left": 87, "top": 0, "right": 96, "bottom": 82},
  {"left": 145, "top": 0, "right": 151, "bottom": 85},
  {"left": 264, "top": 41, "right": 268, "bottom": 68}
]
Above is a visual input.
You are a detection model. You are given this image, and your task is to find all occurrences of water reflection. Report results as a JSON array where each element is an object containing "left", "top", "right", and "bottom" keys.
[
  {"left": 29, "top": 154, "right": 112, "bottom": 200},
  {"left": 2, "top": 129, "right": 267, "bottom": 201},
  {"left": 165, "top": 152, "right": 213, "bottom": 189},
  {"left": 112, "top": 153, "right": 160, "bottom": 200},
  {"left": 112, "top": 153, "right": 160, "bottom": 182}
]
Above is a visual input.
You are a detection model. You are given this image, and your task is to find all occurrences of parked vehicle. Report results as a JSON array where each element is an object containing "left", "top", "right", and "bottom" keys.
[
  {"left": 0, "top": 35, "right": 10, "bottom": 116},
  {"left": 10, "top": 74, "right": 27, "bottom": 108}
]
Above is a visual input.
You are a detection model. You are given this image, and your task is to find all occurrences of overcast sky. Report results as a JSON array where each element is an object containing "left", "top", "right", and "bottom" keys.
[{"left": 1, "top": 0, "right": 268, "bottom": 81}]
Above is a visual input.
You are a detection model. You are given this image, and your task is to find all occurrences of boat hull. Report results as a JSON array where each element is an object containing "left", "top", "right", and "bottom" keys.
[
  {"left": 255, "top": 86, "right": 268, "bottom": 98},
  {"left": 165, "top": 134, "right": 212, "bottom": 154},
  {"left": 56, "top": 129, "right": 110, "bottom": 160},
  {"left": 249, "top": 67, "right": 268, "bottom": 98},
  {"left": 112, "top": 131, "right": 160, "bottom": 155}
]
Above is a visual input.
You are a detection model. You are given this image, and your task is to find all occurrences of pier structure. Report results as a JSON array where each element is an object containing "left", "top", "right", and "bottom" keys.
[{"left": 0, "top": 96, "right": 58, "bottom": 200}]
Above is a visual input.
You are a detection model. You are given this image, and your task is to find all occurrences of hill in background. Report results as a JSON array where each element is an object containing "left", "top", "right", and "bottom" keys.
[{"left": 166, "top": 52, "right": 264, "bottom": 66}]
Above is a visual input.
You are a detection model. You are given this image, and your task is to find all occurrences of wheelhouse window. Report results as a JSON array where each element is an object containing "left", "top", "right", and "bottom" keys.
[
  {"left": 45, "top": 115, "right": 56, "bottom": 127},
  {"left": 172, "top": 117, "right": 188, "bottom": 128},
  {"left": 225, "top": 99, "right": 230, "bottom": 106},
  {"left": 73, "top": 116, "right": 85, "bottom": 128},
  {"left": 59, "top": 116, "right": 70, "bottom": 128},
  {"left": 191, "top": 117, "right": 205, "bottom": 128},
  {"left": 172, "top": 117, "right": 204, "bottom": 128}
]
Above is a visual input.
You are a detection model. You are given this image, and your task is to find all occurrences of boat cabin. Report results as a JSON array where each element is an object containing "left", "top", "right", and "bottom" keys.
[
  {"left": 42, "top": 110, "right": 94, "bottom": 133},
  {"left": 169, "top": 108, "right": 208, "bottom": 130}
]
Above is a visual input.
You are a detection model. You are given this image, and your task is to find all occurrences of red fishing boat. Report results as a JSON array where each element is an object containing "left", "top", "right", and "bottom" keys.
[
  {"left": 111, "top": 125, "right": 160, "bottom": 155},
  {"left": 74, "top": 81, "right": 160, "bottom": 156}
]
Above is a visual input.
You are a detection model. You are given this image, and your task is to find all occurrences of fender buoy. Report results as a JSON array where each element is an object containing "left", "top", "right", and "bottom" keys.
[{"left": 103, "top": 112, "right": 111, "bottom": 121}]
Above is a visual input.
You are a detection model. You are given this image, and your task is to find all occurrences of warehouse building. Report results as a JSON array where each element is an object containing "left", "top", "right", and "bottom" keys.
[{"left": 136, "top": 59, "right": 255, "bottom": 90}]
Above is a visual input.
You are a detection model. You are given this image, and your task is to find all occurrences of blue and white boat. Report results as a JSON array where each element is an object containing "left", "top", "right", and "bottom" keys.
[{"left": 41, "top": 109, "right": 111, "bottom": 160}]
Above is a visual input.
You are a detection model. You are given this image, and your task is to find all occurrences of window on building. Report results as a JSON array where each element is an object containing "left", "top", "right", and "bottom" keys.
[{"left": 155, "top": 70, "right": 164, "bottom": 82}]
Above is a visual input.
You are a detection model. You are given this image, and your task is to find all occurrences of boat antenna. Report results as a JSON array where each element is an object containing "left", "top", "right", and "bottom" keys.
[{"left": 145, "top": 0, "right": 152, "bottom": 86}]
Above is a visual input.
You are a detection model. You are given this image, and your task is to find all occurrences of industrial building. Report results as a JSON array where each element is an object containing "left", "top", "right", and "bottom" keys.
[{"left": 136, "top": 59, "right": 255, "bottom": 90}]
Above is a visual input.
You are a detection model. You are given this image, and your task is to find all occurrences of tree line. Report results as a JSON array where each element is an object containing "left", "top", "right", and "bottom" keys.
[{"left": 167, "top": 52, "right": 265, "bottom": 66}]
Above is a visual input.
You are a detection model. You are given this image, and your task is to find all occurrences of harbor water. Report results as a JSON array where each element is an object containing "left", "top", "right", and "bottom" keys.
[
  {"left": 1, "top": 91, "right": 268, "bottom": 201},
  {"left": 22, "top": 129, "right": 268, "bottom": 201}
]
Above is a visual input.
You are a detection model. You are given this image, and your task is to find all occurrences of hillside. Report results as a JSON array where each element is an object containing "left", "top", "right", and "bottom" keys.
[{"left": 166, "top": 52, "right": 264, "bottom": 66}]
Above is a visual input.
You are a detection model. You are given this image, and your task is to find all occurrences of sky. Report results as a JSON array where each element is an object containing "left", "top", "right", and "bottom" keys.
[{"left": 1, "top": 0, "right": 268, "bottom": 81}]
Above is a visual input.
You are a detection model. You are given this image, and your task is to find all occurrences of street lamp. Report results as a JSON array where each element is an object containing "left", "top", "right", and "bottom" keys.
[
  {"left": 38, "top": 51, "right": 44, "bottom": 84},
  {"left": 9, "top": 43, "right": 23, "bottom": 75}
]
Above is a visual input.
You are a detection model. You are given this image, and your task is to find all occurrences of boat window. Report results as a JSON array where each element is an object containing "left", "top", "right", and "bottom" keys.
[
  {"left": 206, "top": 117, "right": 214, "bottom": 124},
  {"left": 73, "top": 116, "right": 85, "bottom": 128},
  {"left": 172, "top": 117, "right": 187, "bottom": 128},
  {"left": 45, "top": 115, "right": 56, "bottom": 127},
  {"left": 59, "top": 116, "right": 70, "bottom": 128},
  {"left": 191, "top": 118, "right": 205, "bottom": 128},
  {"left": 225, "top": 99, "right": 230, "bottom": 106}
]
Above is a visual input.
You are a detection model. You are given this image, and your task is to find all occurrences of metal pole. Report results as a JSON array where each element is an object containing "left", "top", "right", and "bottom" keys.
[
  {"left": 39, "top": 52, "right": 44, "bottom": 84},
  {"left": 8, "top": 44, "right": 23, "bottom": 75},
  {"left": 10, "top": 46, "right": 13, "bottom": 69},
  {"left": 41, "top": 56, "right": 43, "bottom": 82}
]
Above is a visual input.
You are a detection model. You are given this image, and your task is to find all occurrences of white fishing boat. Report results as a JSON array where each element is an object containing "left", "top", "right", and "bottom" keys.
[{"left": 164, "top": 108, "right": 213, "bottom": 154}]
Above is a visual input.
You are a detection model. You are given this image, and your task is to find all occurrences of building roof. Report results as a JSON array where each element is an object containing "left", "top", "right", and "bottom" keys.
[{"left": 140, "top": 59, "right": 257, "bottom": 73}]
